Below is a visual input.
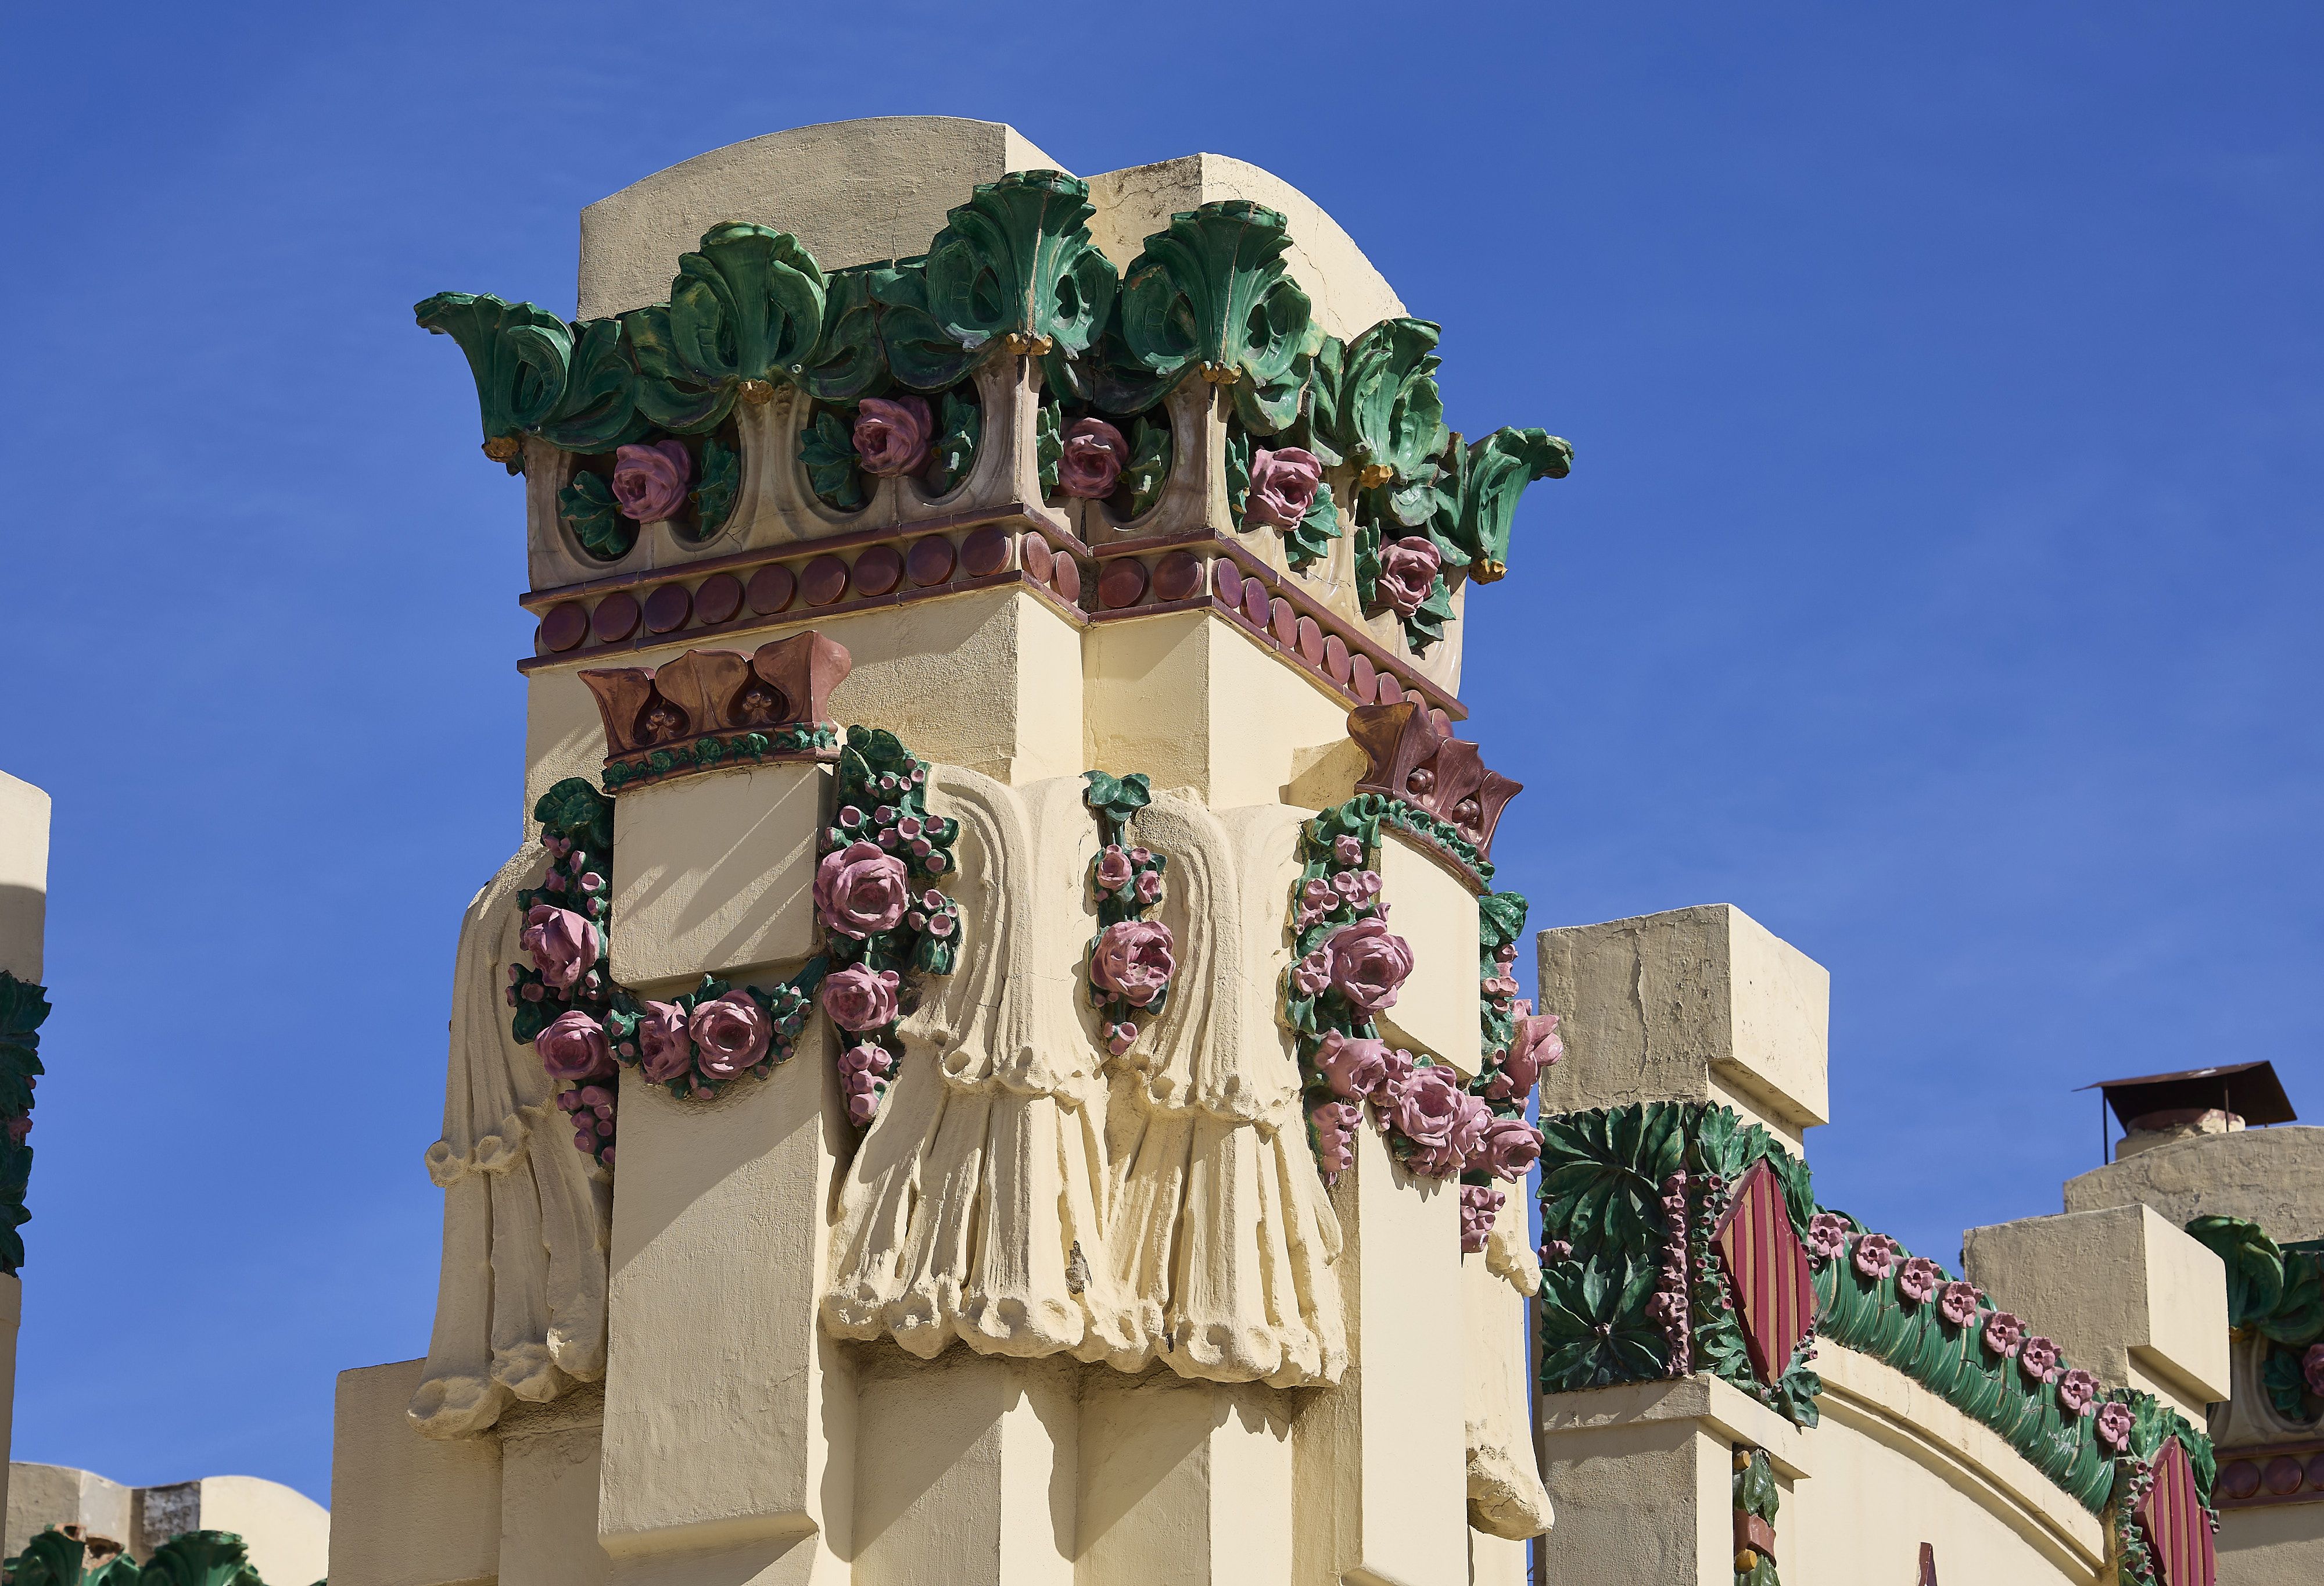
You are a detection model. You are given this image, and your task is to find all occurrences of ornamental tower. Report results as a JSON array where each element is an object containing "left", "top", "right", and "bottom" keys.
[{"left": 330, "top": 117, "right": 1565, "bottom": 1586}]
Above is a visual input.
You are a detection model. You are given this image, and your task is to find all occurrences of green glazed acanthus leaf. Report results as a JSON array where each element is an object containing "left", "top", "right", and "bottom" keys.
[
  {"left": 1119, "top": 202, "right": 1314, "bottom": 424},
  {"left": 923, "top": 170, "right": 1117, "bottom": 358},
  {"left": 1440, "top": 427, "right": 1573, "bottom": 579},
  {"left": 414, "top": 291, "right": 570, "bottom": 445}
]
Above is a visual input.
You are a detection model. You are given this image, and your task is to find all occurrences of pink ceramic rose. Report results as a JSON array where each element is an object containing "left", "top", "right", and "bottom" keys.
[
  {"left": 816, "top": 840, "right": 912, "bottom": 939},
  {"left": 1501, "top": 1008, "right": 1563, "bottom": 1096},
  {"left": 635, "top": 1000, "right": 693, "bottom": 1083},
  {"left": 1322, "top": 918, "right": 1414, "bottom": 1014},
  {"left": 1386, "top": 1062, "right": 1465, "bottom": 1151},
  {"left": 522, "top": 904, "right": 601, "bottom": 991},
  {"left": 1476, "top": 1115, "right": 1544, "bottom": 1182},
  {"left": 1333, "top": 835, "right": 1365, "bottom": 867},
  {"left": 1445, "top": 1089, "right": 1491, "bottom": 1165},
  {"left": 688, "top": 991, "right": 770, "bottom": 1078},
  {"left": 853, "top": 395, "right": 935, "bottom": 477},
  {"left": 1853, "top": 1231, "right": 1902, "bottom": 1281},
  {"left": 611, "top": 439, "right": 693, "bottom": 522},
  {"left": 2019, "top": 1335, "right": 2061, "bottom": 1384},
  {"left": 1805, "top": 1212, "right": 1851, "bottom": 1261},
  {"left": 821, "top": 964, "right": 902, "bottom": 1032},
  {"left": 1897, "top": 1255, "right": 1942, "bottom": 1304},
  {"left": 1091, "top": 919, "right": 1175, "bottom": 1008},
  {"left": 1311, "top": 1100, "right": 1358, "bottom": 1177},
  {"left": 536, "top": 1008, "right": 615, "bottom": 1082},
  {"left": 1459, "top": 1184, "right": 1505, "bottom": 1254},
  {"left": 1376, "top": 536, "right": 1442, "bottom": 618},
  {"left": 1095, "top": 844, "right": 1134, "bottom": 894},
  {"left": 1982, "top": 1310, "right": 2027, "bottom": 1359},
  {"left": 1314, "top": 1030, "right": 1391, "bottom": 1100},
  {"left": 2306, "top": 1342, "right": 2324, "bottom": 1396},
  {"left": 2057, "top": 1368, "right": 2101, "bottom": 1416},
  {"left": 1938, "top": 1280, "right": 1982, "bottom": 1328},
  {"left": 2095, "top": 1400, "right": 2133, "bottom": 1452},
  {"left": 1243, "top": 446, "right": 1324, "bottom": 529},
  {"left": 1057, "top": 418, "right": 1129, "bottom": 499},
  {"left": 1290, "top": 953, "right": 1332, "bottom": 998}
]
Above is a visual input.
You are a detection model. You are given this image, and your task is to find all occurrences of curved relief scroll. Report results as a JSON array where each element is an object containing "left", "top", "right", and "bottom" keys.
[
  {"left": 408, "top": 847, "right": 612, "bottom": 1439},
  {"left": 820, "top": 777, "right": 1349, "bottom": 1389}
]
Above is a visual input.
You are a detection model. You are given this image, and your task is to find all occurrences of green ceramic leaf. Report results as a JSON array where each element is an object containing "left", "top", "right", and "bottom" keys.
[
  {"left": 533, "top": 316, "right": 649, "bottom": 453},
  {"left": 1036, "top": 399, "right": 1062, "bottom": 498},
  {"left": 1123, "top": 414, "right": 1172, "bottom": 519},
  {"left": 1440, "top": 427, "right": 1573, "bottom": 579},
  {"left": 1540, "top": 1253, "right": 1668, "bottom": 1391},
  {"left": 923, "top": 170, "right": 1117, "bottom": 357},
  {"left": 628, "top": 224, "right": 827, "bottom": 432},
  {"left": 1282, "top": 481, "right": 1341, "bottom": 571},
  {"left": 414, "top": 292, "right": 571, "bottom": 446},
  {"left": 1538, "top": 1102, "right": 1687, "bottom": 1265},
  {"left": 924, "top": 389, "right": 982, "bottom": 497},
  {"left": 799, "top": 408, "right": 865, "bottom": 511},
  {"left": 8, "top": 1528, "right": 89, "bottom": 1586},
  {"left": 691, "top": 438, "right": 740, "bottom": 536},
  {"left": 870, "top": 263, "right": 980, "bottom": 392},
  {"left": 1290, "top": 334, "right": 1347, "bottom": 466},
  {"left": 2261, "top": 1342, "right": 2315, "bottom": 1420},
  {"left": 1225, "top": 427, "right": 1253, "bottom": 526},
  {"left": 1479, "top": 892, "right": 1529, "bottom": 950},
  {"left": 1735, "top": 1448, "right": 1780, "bottom": 1520},
  {"left": 801, "top": 268, "right": 894, "bottom": 401},
  {"left": 560, "top": 470, "right": 633, "bottom": 561},
  {"left": 534, "top": 779, "right": 614, "bottom": 855},
  {"left": 1403, "top": 574, "right": 1456, "bottom": 655},
  {"left": 1118, "top": 201, "right": 1314, "bottom": 415},
  {"left": 2185, "top": 1215, "right": 2286, "bottom": 1330},
  {"left": 0, "top": 972, "right": 49, "bottom": 1042},
  {"left": 141, "top": 1531, "right": 263, "bottom": 1586},
  {"left": 1334, "top": 318, "right": 1450, "bottom": 486}
]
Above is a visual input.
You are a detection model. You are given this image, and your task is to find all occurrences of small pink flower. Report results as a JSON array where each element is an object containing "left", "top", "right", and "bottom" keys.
[
  {"left": 1057, "top": 417, "right": 1129, "bottom": 499},
  {"left": 1322, "top": 918, "right": 1414, "bottom": 1013},
  {"left": 1095, "top": 845, "right": 1134, "bottom": 893},
  {"left": 2020, "top": 1336, "right": 2061, "bottom": 1384},
  {"left": 1105, "top": 1021, "right": 1138, "bottom": 1056},
  {"left": 821, "top": 964, "right": 902, "bottom": 1032},
  {"left": 1982, "top": 1310, "right": 2026, "bottom": 1359},
  {"left": 521, "top": 904, "right": 601, "bottom": 991},
  {"left": 1128, "top": 846, "right": 1152, "bottom": 867},
  {"left": 635, "top": 1001, "right": 693, "bottom": 1083},
  {"left": 1311, "top": 1100, "right": 1358, "bottom": 1177},
  {"left": 1853, "top": 1232, "right": 1902, "bottom": 1281},
  {"left": 1502, "top": 1008, "right": 1563, "bottom": 1097},
  {"left": 1459, "top": 1184, "right": 1504, "bottom": 1253},
  {"left": 1806, "top": 1213, "right": 1850, "bottom": 1261},
  {"left": 1938, "top": 1281, "right": 1983, "bottom": 1328},
  {"left": 1314, "top": 1030, "right": 1391, "bottom": 1099},
  {"left": 1244, "top": 447, "right": 1323, "bottom": 529},
  {"left": 1376, "top": 536, "right": 1441, "bottom": 618},
  {"left": 1898, "top": 1256, "right": 1942, "bottom": 1304},
  {"left": 853, "top": 395, "right": 934, "bottom": 477},
  {"left": 1135, "top": 870, "right": 1163, "bottom": 905},
  {"left": 837, "top": 1043, "right": 893, "bottom": 1080},
  {"left": 1481, "top": 972, "right": 1520, "bottom": 1004},
  {"left": 2305, "top": 1342, "right": 2324, "bottom": 1396},
  {"left": 816, "top": 840, "right": 911, "bottom": 938},
  {"left": 610, "top": 439, "right": 691, "bottom": 521},
  {"left": 536, "top": 1009, "right": 615, "bottom": 1082},
  {"left": 1386, "top": 1062, "right": 1464, "bottom": 1150},
  {"left": 1476, "top": 1115, "right": 1543, "bottom": 1182},
  {"left": 1331, "top": 869, "right": 1381, "bottom": 905},
  {"left": 2095, "top": 1401, "right": 2133, "bottom": 1452},
  {"left": 1290, "top": 954, "right": 1332, "bottom": 998},
  {"left": 1333, "top": 835, "right": 1365, "bottom": 866},
  {"left": 689, "top": 992, "right": 770, "bottom": 1078},
  {"left": 2057, "top": 1369, "right": 2100, "bottom": 1416},
  {"left": 1091, "top": 920, "right": 1175, "bottom": 1008}
]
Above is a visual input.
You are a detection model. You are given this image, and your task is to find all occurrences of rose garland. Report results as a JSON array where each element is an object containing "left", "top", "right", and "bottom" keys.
[
  {"left": 1081, "top": 772, "right": 1172, "bottom": 1054},
  {"left": 1466, "top": 890, "right": 1555, "bottom": 1251},
  {"left": 561, "top": 435, "right": 741, "bottom": 561},
  {"left": 800, "top": 391, "right": 981, "bottom": 511},
  {"left": 1227, "top": 431, "right": 1342, "bottom": 571},
  {"left": 508, "top": 730, "right": 962, "bottom": 1166}
]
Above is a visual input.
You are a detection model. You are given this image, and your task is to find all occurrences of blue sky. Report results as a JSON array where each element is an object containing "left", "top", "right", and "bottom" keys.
[{"left": 1, "top": 2, "right": 2316, "bottom": 1506}]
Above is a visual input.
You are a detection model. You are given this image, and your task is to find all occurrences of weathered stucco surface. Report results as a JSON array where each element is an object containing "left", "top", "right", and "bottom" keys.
[{"left": 2065, "top": 1123, "right": 2324, "bottom": 1242}]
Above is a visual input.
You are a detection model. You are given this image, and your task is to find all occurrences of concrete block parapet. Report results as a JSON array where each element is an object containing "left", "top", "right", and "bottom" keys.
[
  {"left": 1963, "top": 1201, "right": 2231, "bottom": 1425},
  {"left": 1536, "top": 904, "right": 1830, "bottom": 1151}
]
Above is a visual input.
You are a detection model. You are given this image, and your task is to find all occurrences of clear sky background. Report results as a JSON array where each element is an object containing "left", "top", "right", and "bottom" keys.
[{"left": 1, "top": 1, "right": 2316, "bottom": 1507}]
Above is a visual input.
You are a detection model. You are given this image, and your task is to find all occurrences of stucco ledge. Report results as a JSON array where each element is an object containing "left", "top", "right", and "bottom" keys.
[{"left": 1538, "top": 1372, "right": 1814, "bottom": 1480}]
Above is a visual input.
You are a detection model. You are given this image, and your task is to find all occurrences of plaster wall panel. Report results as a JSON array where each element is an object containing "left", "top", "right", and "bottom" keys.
[
  {"left": 0, "top": 771, "right": 49, "bottom": 983},
  {"left": 596, "top": 1034, "right": 852, "bottom": 1582},
  {"left": 1536, "top": 904, "right": 1828, "bottom": 1150},
  {"left": 1963, "top": 1202, "right": 2231, "bottom": 1417},
  {"left": 1371, "top": 834, "right": 1482, "bottom": 1077},
  {"left": 1082, "top": 155, "right": 1408, "bottom": 343},
  {"left": 188, "top": 1478, "right": 329, "bottom": 1586},
  {"left": 2064, "top": 1125, "right": 2324, "bottom": 1243},
  {"left": 1293, "top": 1122, "right": 1465, "bottom": 1586},
  {"left": 1077, "top": 1374, "right": 1293, "bottom": 1586},
  {"left": 609, "top": 761, "right": 827, "bottom": 990},
  {"left": 851, "top": 1352, "right": 1074, "bottom": 1586},
  {"left": 497, "top": 1387, "right": 609, "bottom": 1586},
  {"left": 2217, "top": 1503, "right": 2324, "bottom": 1586},
  {"left": 579, "top": 119, "right": 1066, "bottom": 318},
  {"left": 328, "top": 1359, "right": 501, "bottom": 1586},
  {"left": 5, "top": 1458, "right": 129, "bottom": 1562},
  {"left": 526, "top": 588, "right": 1085, "bottom": 839},
  {"left": 1082, "top": 610, "right": 1351, "bottom": 812}
]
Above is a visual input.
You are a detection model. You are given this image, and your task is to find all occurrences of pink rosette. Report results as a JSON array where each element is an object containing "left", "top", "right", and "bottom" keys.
[
  {"left": 1805, "top": 1212, "right": 1851, "bottom": 1262},
  {"left": 1853, "top": 1231, "right": 1902, "bottom": 1281},
  {"left": 1322, "top": 918, "right": 1414, "bottom": 1014},
  {"left": 1445, "top": 1089, "right": 1491, "bottom": 1167},
  {"left": 1095, "top": 845, "right": 1134, "bottom": 894},
  {"left": 2019, "top": 1335, "right": 2061, "bottom": 1384},
  {"left": 611, "top": 439, "right": 692, "bottom": 522},
  {"left": 1459, "top": 1184, "right": 1505, "bottom": 1254},
  {"left": 1333, "top": 835, "right": 1365, "bottom": 866},
  {"left": 1314, "top": 1030, "right": 1391, "bottom": 1100},
  {"left": 1244, "top": 447, "right": 1323, "bottom": 529},
  {"left": 1501, "top": 1008, "right": 1563, "bottom": 1096},
  {"left": 1057, "top": 418, "right": 1129, "bottom": 499},
  {"left": 853, "top": 396, "right": 934, "bottom": 477},
  {"left": 1386, "top": 1062, "right": 1464, "bottom": 1151},
  {"left": 689, "top": 991, "right": 770, "bottom": 1079},
  {"left": 635, "top": 1001, "right": 693, "bottom": 1083},
  {"left": 2057, "top": 1368, "right": 2101, "bottom": 1416},
  {"left": 821, "top": 964, "right": 902, "bottom": 1032},
  {"left": 536, "top": 1008, "right": 615, "bottom": 1082},
  {"left": 1091, "top": 919, "right": 1175, "bottom": 1008},
  {"left": 2095, "top": 1400, "right": 2133, "bottom": 1452},
  {"left": 816, "top": 840, "right": 911, "bottom": 938},
  {"left": 1290, "top": 953, "right": 1332, "bottom": 998},
  {"left": 1897, "top": 1255, "right": 1942, "bottom": 1304},
  {"left": 1476, "top": 1115, "right": 1543, "bottom": 1182},
  {"left": 1377, "top": 537, "right": 1442, "bottom": 618},
  {"left": 1938, "top": 1280, "right": 1982, "bottom": 1328},
  {"left": 1982, "top": 1309, "right": 2026, "bottom": 1359},
  {"left": 1134, "top": 870, "right": 1163, "bottom": 905},
  {"left": 522, "top": 904, "right": 601, "bottom": 991}
]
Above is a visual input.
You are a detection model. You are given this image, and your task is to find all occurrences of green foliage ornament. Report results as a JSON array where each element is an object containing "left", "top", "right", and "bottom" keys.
[
  {"left": 1122, "top": 414, "right": 1173, "bottom": 520},
  {"left": 138, "top": 1534, "right": 264, "bottom": 1586},
  {"left": 799, "top": 405, "right": 866, "bottom": 511},
  {"left": 924, "top": 172, "right": 1117, "bottom": 361},
  {"left": 0, "top": 969, "right": 48, "bottom": 1274},
  {"left": 1733, "top": 1448, "right": 1781, "bottom": 1586},
  {"left": 691, "top": 438, "right": 741, "bottom": 536},
  {"left": 1118, "top": 202, "right": 1317, "bottom": 434},
  {"left": 1433, "top": 427, "right": 1573, "bottom": 582},
  {"left": 559, "top": 469, "right": 633, "bottom": 561},
  {"left": 1540, "top": 1253, "right": 1666, "bottom": 1390},
  {"left": 2186, "top": 1215, "right": 2324, "bottom": 1419},
  {"left": 924, "top": 389, "right": 982, "bottom": 496},
  {"left": 623, "top": 223, "right": 827, "bottom": 433},
  {"left": 1281, "top": 481, "right": 1342, "bottom": 572},
  {"left": 1036, "top": 398, "right": 1063, "bottom": 498},
  {"left": 1314, "top": 319, "right": 1450, "bottom": 496}
]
